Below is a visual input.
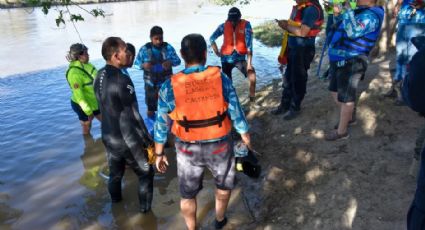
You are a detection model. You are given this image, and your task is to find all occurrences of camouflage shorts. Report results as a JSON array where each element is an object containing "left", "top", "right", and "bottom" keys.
[{"left": 175, "top": 138, "right": 235, "bottom": 199}]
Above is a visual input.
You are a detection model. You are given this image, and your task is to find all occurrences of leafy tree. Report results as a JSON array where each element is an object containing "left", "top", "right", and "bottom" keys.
[
  {"left": 212, "top": 0, "right": 252, "bottom": 5},
  {"left": 3, "top": 0, "right": 251, "bottom": 27},
  {"left": 8, "top": 0, "right": 106, "bottom": 27}
]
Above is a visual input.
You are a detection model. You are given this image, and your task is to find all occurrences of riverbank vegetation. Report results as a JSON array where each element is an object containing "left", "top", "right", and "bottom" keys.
[{"left": 253, "top": 21, "right": 283, "bottom": 47}]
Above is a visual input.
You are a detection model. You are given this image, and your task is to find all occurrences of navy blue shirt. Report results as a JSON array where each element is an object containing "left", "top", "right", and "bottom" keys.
[{"left": 288, "top": 6, "right": 320, "bottom": 47}]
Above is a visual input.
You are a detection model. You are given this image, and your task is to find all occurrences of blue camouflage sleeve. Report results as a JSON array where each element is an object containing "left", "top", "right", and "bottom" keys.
[
  {"left": 133, "top": 45, "right": 150, "bottom": 70},
  {"left": 245, "top": 21, "right": 253, "bottom": 53},
  {"left": 154, "top": 80, "right": 174, "bottom": 143},
  {"left": 166, "top": 44, "right": 181, "bottom": 67},
  {"left": 210, "top": 23, "right": 225, "bottom": 44},
  {"left": 342, "top": 9, "right": 380, "bottom": 39}
]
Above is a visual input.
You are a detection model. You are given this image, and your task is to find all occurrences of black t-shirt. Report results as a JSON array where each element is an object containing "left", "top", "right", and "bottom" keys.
[{"left": 94, "top": 64, "right": 152, "bottom": 154}]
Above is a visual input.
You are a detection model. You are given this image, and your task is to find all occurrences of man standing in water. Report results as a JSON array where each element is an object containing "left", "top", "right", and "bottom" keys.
[
  {"left": 66, "top": 43, "right": 102, "bottom": 135},
  {"left": 134, "top": 26, "right": 181, "bottom": 118},
  {"left": 210, "top": 7, "right": 259, "bottom": 110},
  {"left": 94, "top": 37, "right": 155, "bottom": 213},
  {"left": 154, "top": 34, "right": 251, "bottom": 229}
]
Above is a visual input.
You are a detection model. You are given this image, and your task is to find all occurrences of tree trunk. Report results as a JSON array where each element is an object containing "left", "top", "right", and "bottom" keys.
[{"left": 370, "top": 0, "right": 398, "bottom": 58}]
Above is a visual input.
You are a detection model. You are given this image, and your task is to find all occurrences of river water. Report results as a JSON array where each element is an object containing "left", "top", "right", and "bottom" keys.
[{"left": 0, "top": 0, "right": 291, "bottom": 229}]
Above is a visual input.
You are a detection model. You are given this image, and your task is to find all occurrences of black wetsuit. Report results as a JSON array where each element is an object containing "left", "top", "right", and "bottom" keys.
[{"left": 94, "top": 64, "right": 154, "bottom": 212}]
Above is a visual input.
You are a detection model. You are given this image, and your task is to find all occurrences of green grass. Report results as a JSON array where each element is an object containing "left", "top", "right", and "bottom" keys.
[{"left": 253, "top": 21, "right": 283, "bottom": 47}]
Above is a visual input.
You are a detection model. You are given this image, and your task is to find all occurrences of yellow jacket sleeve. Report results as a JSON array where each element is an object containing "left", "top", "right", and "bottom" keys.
[{"left": 68, "top": 68, "right": 93, "bottom": 116}]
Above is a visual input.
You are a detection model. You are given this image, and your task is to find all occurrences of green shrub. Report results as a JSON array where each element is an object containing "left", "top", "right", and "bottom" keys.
[{"left": 253, "top": 21, "right": 283, "bottom": 47}]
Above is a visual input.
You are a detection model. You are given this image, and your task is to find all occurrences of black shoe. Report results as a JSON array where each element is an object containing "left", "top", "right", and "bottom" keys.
[
  {"left": 271, "top": 105, "right": 288, "bottom": 115},
  {"left": 214, "top": 217, "right": 228, "bottom": 229},
  {"left": 283, "top": 110, "right": 300, "bottom": 120}
]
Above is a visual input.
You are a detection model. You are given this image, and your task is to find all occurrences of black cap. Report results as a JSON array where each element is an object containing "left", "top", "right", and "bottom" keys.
[{"left": 227, "top": 7, "right": 241, "bottom": 22}]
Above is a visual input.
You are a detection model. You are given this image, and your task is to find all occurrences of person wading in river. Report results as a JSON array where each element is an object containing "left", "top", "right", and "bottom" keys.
[
  {"left": 66, "top": 43, "right": 102, "bottom": 135},
  {"left": 210, "top": 7, "right": 260, "bottom": 111},
  {"left": 94, "top": 37, "right": 155, "bottom": 213},
  {"left": 134, "top": 26, "right": 181, "bottom": 118}
]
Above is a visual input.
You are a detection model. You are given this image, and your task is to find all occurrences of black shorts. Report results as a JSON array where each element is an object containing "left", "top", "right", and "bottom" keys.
[
  {"left": 328, "top": 57, "right": 367, "bottom": 103},
  {"left": 144, "top": 84, "right": 160, "bottom": 112},
  {"left": 71, "top": 100, "right": 100, "bottom": 121},
  {"left": 222, "top": 60, "right": 255, "bottom": 80}
]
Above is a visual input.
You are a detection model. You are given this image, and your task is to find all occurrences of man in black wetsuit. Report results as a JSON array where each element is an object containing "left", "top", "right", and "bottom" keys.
[{"left": 94, "top": 37, "right": 154, "bottom": 213}]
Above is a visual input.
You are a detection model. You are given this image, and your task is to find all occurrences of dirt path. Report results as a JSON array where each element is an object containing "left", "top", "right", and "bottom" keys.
[{"left": 224, "top": 50, "right": 423, "bottom": 230}]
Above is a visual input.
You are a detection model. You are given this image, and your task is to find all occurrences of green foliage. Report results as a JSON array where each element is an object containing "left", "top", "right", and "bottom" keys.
[
  {"left": 211, "top": 0, "right": 251, "bottom": 5},
  {"left": 55, "top": 10, "right": 65, "bottom": 27},
  {"left": 41, "top": 1, "right": 51, "bottom": 14},
  {"left": 91, "top": 8, "right": 105, "bottom": 17},
  {"left": 253, "top": 21, "right": 283, "bottom": 47},
  {"left": 70, "top": 13, "right": 84, "bottom": 22},
  {"left": 22, "top": 0, "right": 105, "bottom": 27}
]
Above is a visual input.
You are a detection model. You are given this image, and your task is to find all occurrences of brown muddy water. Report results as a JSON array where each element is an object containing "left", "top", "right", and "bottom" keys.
[{"left": 0, "top": 0, "right": 291, "bottom": 229}]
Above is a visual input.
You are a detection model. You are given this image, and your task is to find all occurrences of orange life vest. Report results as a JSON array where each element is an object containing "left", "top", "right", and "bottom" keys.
[
  {"left": 221, "top": 19, "right": 248, "bottom": 55},
  {"left": 290, "top": 1, "right": 324, "bottom": 37},
  {"left": 169, "top": 66, "right": 232, "bottom": 142}
]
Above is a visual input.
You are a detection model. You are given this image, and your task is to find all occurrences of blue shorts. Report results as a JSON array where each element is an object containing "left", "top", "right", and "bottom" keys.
[{"left": 71, "top": 100, "right": 100, "bottom": 121}]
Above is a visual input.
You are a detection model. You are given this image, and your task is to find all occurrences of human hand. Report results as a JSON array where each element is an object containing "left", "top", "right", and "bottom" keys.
[
  {"left": 162, "top": 60, "right": 172, "bottom": 70},
  {"left": 277, "top": 20, "right": 289, "bottom": 30},
  {"left": 142, "top": 62, "right": 152, "bottom": 71},
  {"left": 155, "top": 155, "right": 169, "bottom": 173},
  {"left": 88, "top": 114, "right": 94, "bottom": 122}
]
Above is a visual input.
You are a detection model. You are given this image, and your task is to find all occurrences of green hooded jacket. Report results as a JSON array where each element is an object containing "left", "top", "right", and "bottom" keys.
[{"left": 66, "top": 61, "right": 98, "bottom": 116}]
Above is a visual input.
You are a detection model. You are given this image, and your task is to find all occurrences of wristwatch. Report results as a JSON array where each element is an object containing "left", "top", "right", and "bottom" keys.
[{"left": 154, "top": 152, "right": 165, "bottom": 156}]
